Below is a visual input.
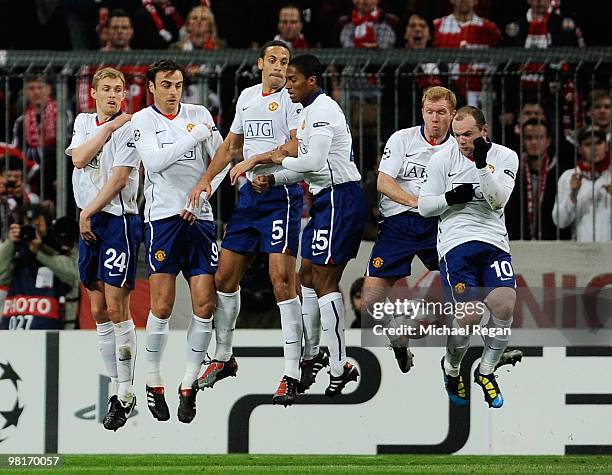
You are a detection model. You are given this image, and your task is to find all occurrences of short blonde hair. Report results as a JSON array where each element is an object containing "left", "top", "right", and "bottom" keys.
[
  {"left": 92, "top": 67, "right": 125, "bottom": 91},
  {"left": 422, "top": 86, "right": 457, "bottom": 111}
]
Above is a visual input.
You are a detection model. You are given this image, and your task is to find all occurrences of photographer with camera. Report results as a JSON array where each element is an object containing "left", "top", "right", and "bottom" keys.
[{"left": 0, "top": 205, "right": 79, "bottom": 330}]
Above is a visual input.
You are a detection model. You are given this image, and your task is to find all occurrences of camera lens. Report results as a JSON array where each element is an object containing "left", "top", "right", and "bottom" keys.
[{"left": 19, "top": 224, "right": 36, "bottom": 243}]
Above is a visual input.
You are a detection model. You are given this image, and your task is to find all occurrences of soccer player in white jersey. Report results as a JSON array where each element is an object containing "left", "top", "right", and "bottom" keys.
[
  {"left": 130, "top": 59, "right": 227, "bottom": 423},
  {"left": 419, "top": 106, "right": 519, "bottom": 408},
  {"left": 187, "top": 40, "right": 305, "bottom": 407},
  {"left": 362, "top": 86, "right": 457, "bottom": 373},
  {"left": 269, "top": 54, "right": 368, "bottom": 397},
  {"left": 66, "top": 67, "right": 141, "bottom": 431}
]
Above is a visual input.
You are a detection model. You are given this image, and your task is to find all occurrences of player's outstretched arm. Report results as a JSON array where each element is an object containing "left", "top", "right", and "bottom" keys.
[
  {"left": 79, "top": 166, "right": 133, "bottom": 243},
  {"left": 419, "top": 150, "right": 454, "bottom": 217},
  {"left": 377, "top": 171, "right": 418, "bottom": 208},
  {"left": 70, "top": 113, "right": 131, "bottom": 169},
  {"left": 280, "top": 134, "right": 331, "bottom": 172},
  {"left": 132, "top": 114, "right": 211, "bottom": 173},
  {"left": 230, "top": 132, "right": 298, "bottom": 185}
]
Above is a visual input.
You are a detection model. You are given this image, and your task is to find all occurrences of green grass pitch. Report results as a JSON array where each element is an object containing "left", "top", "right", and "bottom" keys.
[{"left": 4, "top": 455, "right": 612, "bottom": 474}]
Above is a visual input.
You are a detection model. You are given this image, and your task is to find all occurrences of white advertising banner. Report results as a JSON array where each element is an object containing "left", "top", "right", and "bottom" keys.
[
  {"left": 54, "top": 330, "right": 612, "bottom": 455},
  {"left": 0, "top": 332, "right": 48, "bottom": 454}
]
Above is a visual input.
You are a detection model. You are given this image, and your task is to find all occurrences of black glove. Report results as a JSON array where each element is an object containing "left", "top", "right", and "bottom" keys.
[
  {"left": 472, "top": 137, "right": 492, "bottom": 169},
  {"left": 445, "top": 183, "right": 474, "bottom": 206}
]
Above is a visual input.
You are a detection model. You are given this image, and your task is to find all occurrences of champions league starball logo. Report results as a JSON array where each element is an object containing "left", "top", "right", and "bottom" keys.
[{"left": 0, "top": 361, "right": 24, "bottom": 444}]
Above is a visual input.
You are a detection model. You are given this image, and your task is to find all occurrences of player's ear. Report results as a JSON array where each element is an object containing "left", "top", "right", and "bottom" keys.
[
  {"left": 90, "top": 88, "right": 96, "bottom": 100},
  {"left": 257, "top": 57, "right": 264, "bottom": 72},
  {"left": 148, "top": 80, "right": 155, "bottom": 94}
]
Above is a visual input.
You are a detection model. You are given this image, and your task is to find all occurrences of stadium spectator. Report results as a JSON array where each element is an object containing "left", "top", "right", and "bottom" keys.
[
  {"left": 500, "top": 100, "right": 547, "bottom": 157},
  {"left": 273, "top": 4, "right": 309, "bottom": 49},
  {"left": 503, "top": 0, "right": 584, "bottom": 48},
  {"left": 171, "top": 6, "right": 223, "bottom": 117},
  {"left": 131, "top": 0, "right": 192, "bottom": 49},
  {"left": 403, "top": 13, "right": 444, "bottom": 101},
  {"left": 0, "top": 205, "right": 79, "bottom": 330},
  {"left": 585, "top": 89, "right": 612, "bottom": 141},
  {"left": 349, "top": 277, "right": 364, "bottom": 328},
  {"left": 170, "top": 5, "right": 224, "bottom": 50},
  {"left": 77, "top": 9, "right": 149, "bottom": 114},
  {"left": 432, "top": 0, "right": 501, "bottom": 107},
  {"left": 339, "top": 0, "right": 398, "bottom": 48},
  {"left": 552, "top": 126, "right": 611, "bottom": 242},
  {"left": 506, "top": 118, "right": 570, "bottom": 240},
  {"left": 11, "top": 76, "right": 73, "bottom": 203}
]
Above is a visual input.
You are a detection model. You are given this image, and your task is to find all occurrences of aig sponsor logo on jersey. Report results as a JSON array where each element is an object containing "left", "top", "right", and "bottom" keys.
[
  {"left": 401, "top": 161, "right": 426, "bottom": 180},
  {"left": 244, "top": 120, "right": 275, "bottom": 139}
]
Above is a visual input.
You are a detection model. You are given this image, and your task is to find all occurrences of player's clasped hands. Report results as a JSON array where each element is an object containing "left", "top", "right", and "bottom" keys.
[
  {"left": 229, "top": 159, "right": 256, "bottom": 185},
  {"left": 252, "top": 175, "right": 272, "bottom": 193}
]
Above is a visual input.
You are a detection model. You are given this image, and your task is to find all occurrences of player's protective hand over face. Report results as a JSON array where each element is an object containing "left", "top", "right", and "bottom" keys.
[
  {"left": 445, "top": 183, "right": 474, "bottom": 206},
  {"left": 109, "top": 113, "right": 132, "bottom": 132},
  {"left": 79, "top": 210, "right": 97, "bottom": 244},
  {"left": 472, "top": 136, "right": 492, "bottom": 169}
]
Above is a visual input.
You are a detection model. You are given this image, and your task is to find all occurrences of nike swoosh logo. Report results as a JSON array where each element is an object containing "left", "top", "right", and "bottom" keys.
[
  {"left": 285, "top": 341, "right": 299, "bottom": 345},
  {"left": 271, "top": 240, "right": 283, "bottom": 246},
  {"left": 191, "top": 348, "right": 204, "bottom": 353},
  {"left": 118, "top": 357, "right": 131, "bottom": 361},
  {"left": 155, "top": 130, "right": 164, "bottom": 134},
  {"left": 405, "top": 152, "right": 418, "bottom": 158},
  {"left": 242, "top": 106, "right": 250, "bottom": 111},
  {"left": 448, "top": 172, "right": 457, "bottom": 177},
  {"left": 499, "top": 277, "right": 513, "bottom": 281},
  {"left": 108, "top": 272, "right": 122, "bottom": 277},
  {"left": 145, "top": 348, "right": 158, "bottom": 353},
  {"left": 312, "top": 251, "right": 325, "bottom": 256}
]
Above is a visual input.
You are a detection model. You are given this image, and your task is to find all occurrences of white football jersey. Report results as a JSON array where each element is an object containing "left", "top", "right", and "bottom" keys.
[
  {"left": 230, "top": 84, "right": 301, "bottom": 181},
  {"left": 296, "top": 92, "right": 361, "bottom": 194},
  {"left": 66, "top": 112, "right": 140, "bottom": 215},
  {"left": 420, "top": 142, "right": 519, "bottom": 258},
  {"left": 131, "top": 103, "right": 224, "bottom": 222},
  {"left": 378, "top": 126, "right": 456, "bottom": 217}
]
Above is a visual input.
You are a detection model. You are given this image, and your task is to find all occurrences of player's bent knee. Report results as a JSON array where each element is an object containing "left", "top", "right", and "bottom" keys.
[
  {"left": 193, "top": 301, "right": 215, "bottom": 319},
  {"left": 90, "top": 306, "right": 109, "bottom": 324},
  {"left": 151, "top": 302, "right": 173, "bottom": 319}
]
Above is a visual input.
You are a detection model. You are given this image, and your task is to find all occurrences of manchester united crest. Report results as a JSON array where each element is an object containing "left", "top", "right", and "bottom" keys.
[
  {"left": 155, "top": 250, "right": 167, "bottom": 262},
  {"left": 268, "top": 102, "right": 279, "bottom": 112}
]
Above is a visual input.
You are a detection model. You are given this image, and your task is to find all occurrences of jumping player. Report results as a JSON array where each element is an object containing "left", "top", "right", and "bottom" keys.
[{"left": 66, "top": 67, "right": 141, "bottom": 431}]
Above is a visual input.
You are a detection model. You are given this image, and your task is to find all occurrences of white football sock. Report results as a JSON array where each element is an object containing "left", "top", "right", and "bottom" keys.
[
  {"left": 114, "top": 319, "right": 136, "bottom": 401},
  {"left": 301, "top": 286, "right": 321, "bottom": 360},
  {"left": 182, "top": 314, "right": 213, "bottom": 389},
  {"left": 444, "top": 319, "right": 471, "bottom": 377},
  {"left": 96, "top": 321, "right": 118, "bottom": 381},
  {"left": 319, "top": 292, "right": 346, "bottom": 377},
  {"left": 145, "top": 311, "right": 169, "bottom": 387},
  {"left": 279, "top": 296, "right": 303, "bottom": 380},
  {"left": 213, "top": 288, "right": 240, "bottom": 362},
  {"left": 479, "top": 315, "right": 513, "bottom": 375}
]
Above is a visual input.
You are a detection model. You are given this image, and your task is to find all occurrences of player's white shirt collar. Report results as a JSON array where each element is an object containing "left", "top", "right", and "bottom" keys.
[
  {"left": 95, "top": 109, "right": 123, "bottom": 127},
  {"left": 150, "top": 102, "right": 182, "bottom": 119},
  {"left": 301, "top": 88, "right": 325, "bottom": 108},
  {"left": 418, "top": 124, "right": 453, "bottom": 146}
]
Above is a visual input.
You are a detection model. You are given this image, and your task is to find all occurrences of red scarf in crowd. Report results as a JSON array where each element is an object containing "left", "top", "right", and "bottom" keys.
[
  {"left": 142, "top": 0, "right": 185, "bottom": 42},
  {"left": 24, "top": 100, "right": 57, "bottom": 148},
  {"left": 523, "top": 153, "right": 550, "bottom": 238},
  {"left": 577, "top": 154, "right": 611, "bottom": 179},
  {"left": 351, "top": 8, "right": 380, "bottom": 48}
]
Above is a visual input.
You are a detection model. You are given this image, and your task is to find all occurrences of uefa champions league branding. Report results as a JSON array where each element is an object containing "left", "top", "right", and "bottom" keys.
[{"left": 0, "top": 361, "right": 23, "bottom": 445}]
